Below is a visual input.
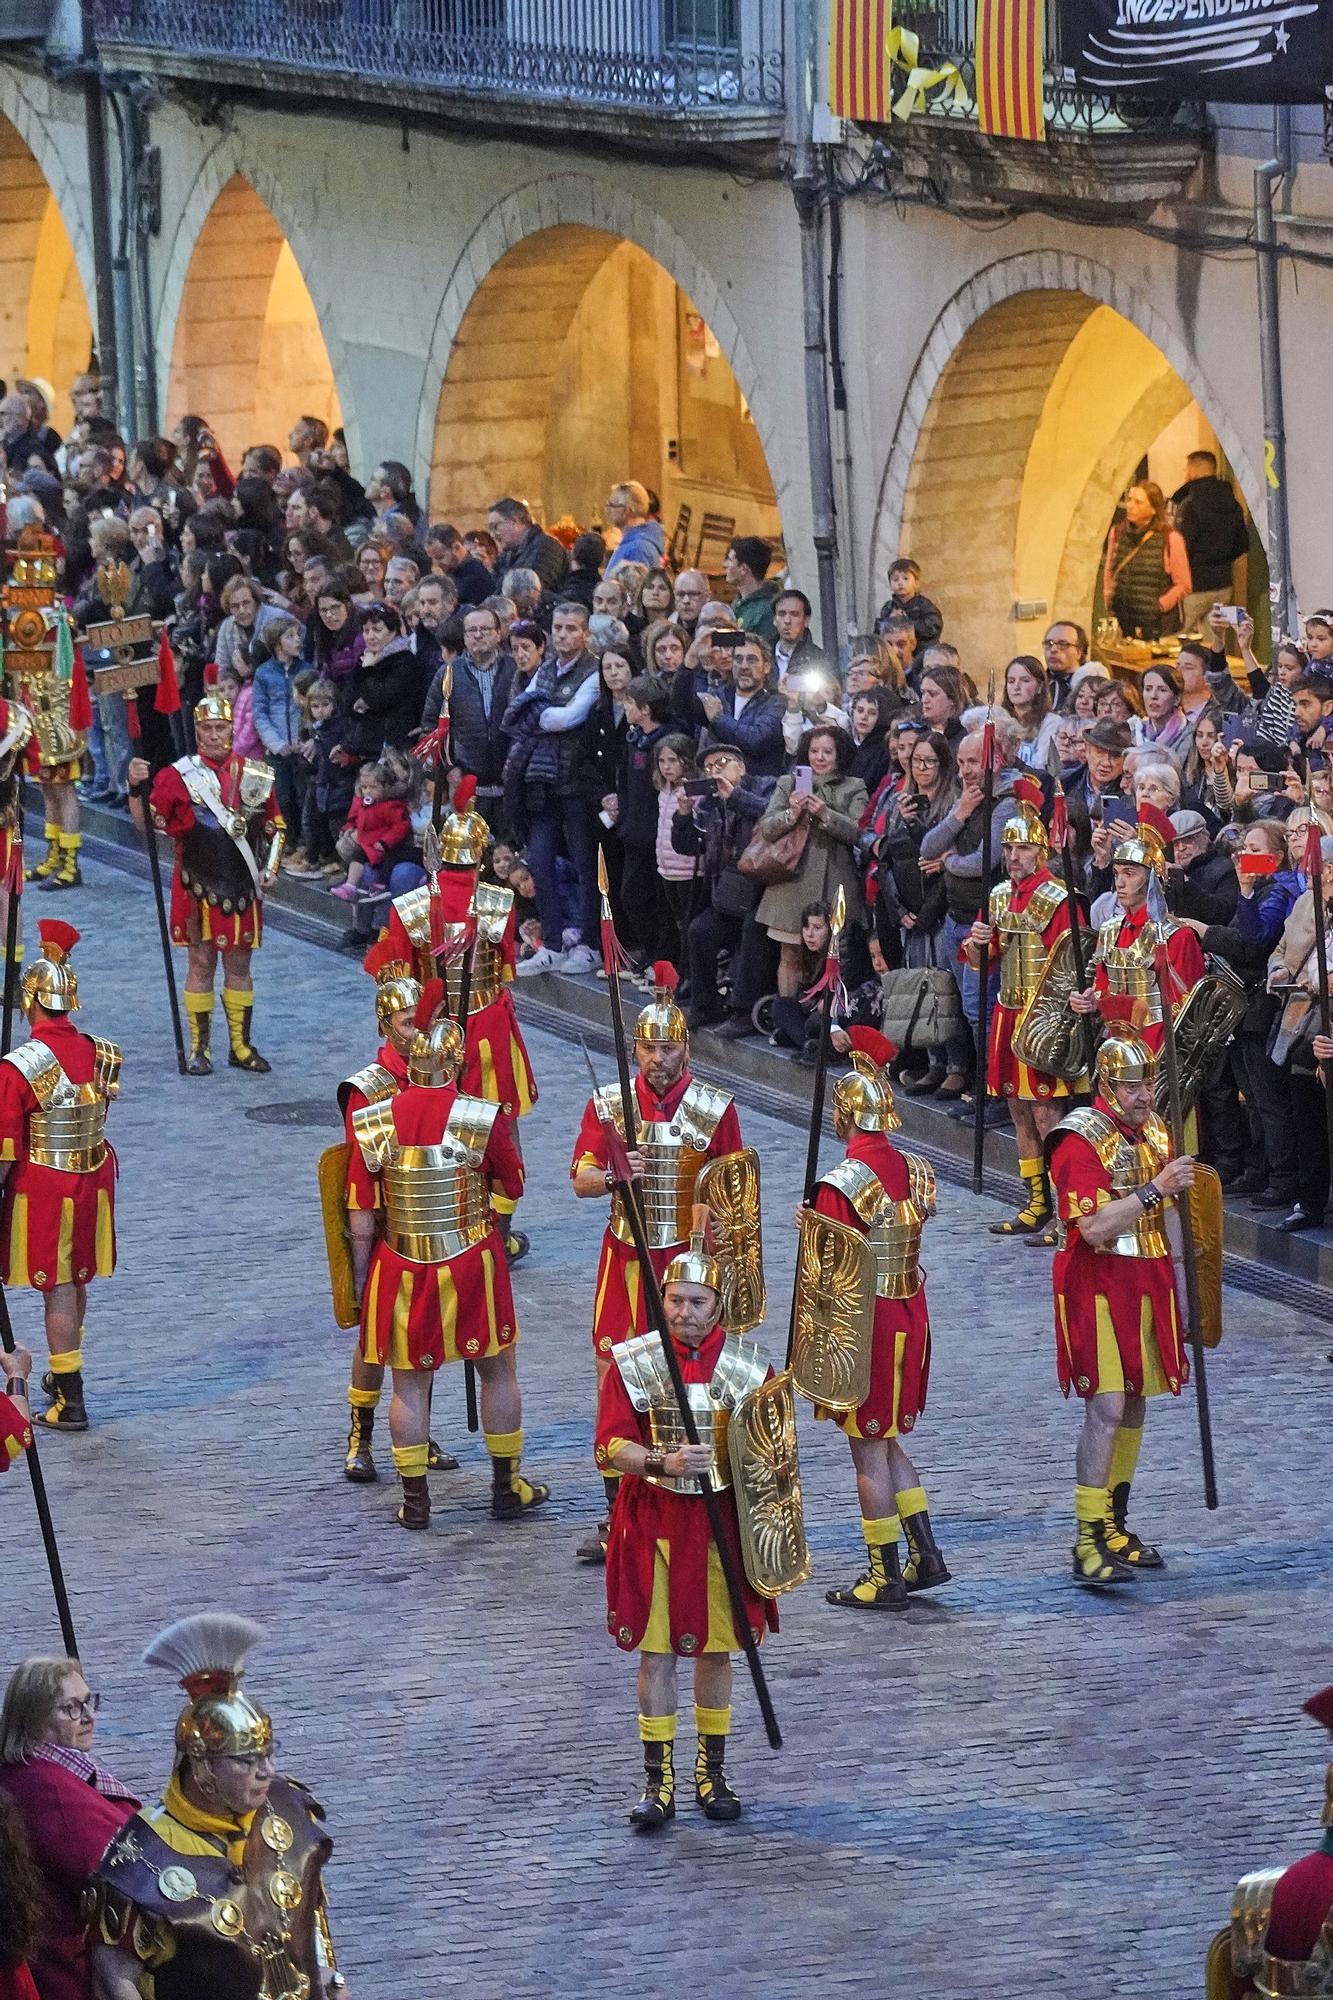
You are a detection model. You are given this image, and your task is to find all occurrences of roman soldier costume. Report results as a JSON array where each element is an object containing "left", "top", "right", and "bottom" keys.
[
  {"left": 90, "top": 1613, "right": 341, "bottom": 2000},
  {"left": 146, "top": 693, "right": 284, "bottom": 1074},
  {"left": 1047, "top": 1032, "right": 1189, "bottom": 1585},
  {"left": 349, "top": 984, "right": 547, "bottom": 1529},
  {"left": 0, "top": 922, "right": 119, "bottom": 1432},
  {"left": 0, "top": 1376, "right": 32, "bottom": 1467},
  {"left": 1208, "top": 1687, "right": 1333, "bottom": 1998},
  {"left": 3, "top": 527, "right": 91, "bottom": 891},
  {"left": 0, "top": 695, "right": 34, "bottom": 902},
  {"left": 595, "top": 1236, "right": 805, "bottom": 1832},
  {"left": 1089, "top": 802, "right": 1204, "bottom": 1056},
  {"left": 794, "top": 1028, "right": 950, "bottom": 1608}
]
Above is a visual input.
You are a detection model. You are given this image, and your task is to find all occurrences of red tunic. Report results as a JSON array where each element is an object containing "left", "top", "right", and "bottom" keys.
[
  {"left": 386, "top": 897, "right": 538, "bottom": 1118},
  {"left": 986, "top": 868, "right": 1078, "bottom": 1101},
  {"left": 1265, "top": 1843, "right": 1333, "bottom": 1961},
  {"left": 0, "top": 1756, "right": 138, "bottom": 2000},
  {"left": 0, "top": 1018, "right": 117, "bottom": 1292},
  {"left": 0, "top": 1392, "right": 30, "bottom": 1466},
  {"left": 357, "top": 1083, "right": 524, "bottom": 1373},
  {"left": 342, "top": 1042, "right": 409, "bottom": 1214},
  {"left": 1093, "top": 905, "right": 1205, "bottom": 1055},
  {"left": 812, "top": 1130, "right": 931, "bottom": 1440},
  {"left": 1048, "top": 1096, "right": 1187, "bottom": 1400},
  {"left": 149, "top": 754, "right": 283, "bottom": 951},
  {"left": 571, "top": 1072, "right": 743, "bottom": 1356},
  {"left": 596, "top": 1323, "right": 778, "bottom": 1656}
]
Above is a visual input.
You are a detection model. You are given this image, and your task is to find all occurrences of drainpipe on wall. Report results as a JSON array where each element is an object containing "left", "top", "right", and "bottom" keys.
[
  {"left": 790, "top": 0, "right": 841, "bottom": 657},
  {"left": 1254, "top": 106, "right": 1297, "bottom": 639},
  {"left": 79, "top": 0, "right": 125, "bottom": 435}
]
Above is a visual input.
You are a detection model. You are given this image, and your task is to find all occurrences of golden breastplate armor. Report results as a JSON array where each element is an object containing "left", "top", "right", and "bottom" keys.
[
  {"left": 355, "top": 1094, "right": 499, "bottom": 1263},
  {"left": 441, "top": 928, "right": 502, "bottom": 1012},
  {"left": 4, "top": 1039, "right": 117, "bottom": 1172},
  {"left": 993, "top": 879, "right": 1064, "bottom": 1010},
  {"left": 595, "top": 1080, "right": 732, "bottom": 1249},
  {"left": 822, "top": 1153, "right": 936, "bottom": 1299},
  {"left": 394, "top": 881, "right": 513, "bottom": 1005},
  {"left": 1055, "top": 1107, "right": 1172, "bottom": 1257},
  {"left": 613, "top": 1331, "right": 770, "bottom": 1494},
  {"left": 1096, "top": 918, "right": 1166, "bottom": 1024}
]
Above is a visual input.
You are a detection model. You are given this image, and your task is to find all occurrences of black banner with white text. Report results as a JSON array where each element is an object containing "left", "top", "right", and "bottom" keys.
[{"left": 1060, "top": 0, "right": 1332, "bottom": 102}]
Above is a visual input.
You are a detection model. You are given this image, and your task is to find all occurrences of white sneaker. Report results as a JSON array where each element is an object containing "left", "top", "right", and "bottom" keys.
[
  {"left": 563, "top": 943, "right": 599, "bottom": 976},
  {"left": 517, "top": 946, "right": 569, "bottom": 976}
]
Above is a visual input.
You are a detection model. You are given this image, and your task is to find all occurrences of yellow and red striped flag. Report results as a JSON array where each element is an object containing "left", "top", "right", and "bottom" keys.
[
  {"left": 975, "top": 0, "right": 1046, "bottom": 141},
  {"left": 828, "top": 0, "right": 893, "bottom": 123}
]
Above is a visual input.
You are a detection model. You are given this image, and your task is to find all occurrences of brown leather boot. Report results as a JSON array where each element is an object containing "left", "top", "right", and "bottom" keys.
[{"left": 396, "top": 1474, "right": 430, "bottom": 1530}]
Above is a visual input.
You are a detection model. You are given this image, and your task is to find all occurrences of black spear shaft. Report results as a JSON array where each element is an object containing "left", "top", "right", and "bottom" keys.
[
  {"left": 0, "top": 1288, "right": 79, "bottom": 1657},
  {"left": 582, "top": 1044, "right": 780, "bottom": 1749},
  {"left": 454, "top": 920, "right": 480, "bottom": 1434},
  {"left": 972, "top": 725, "right": 997, "bottom": 1194},
  {"left": 1, "top": 778, "right": 22, "bottom": 1058},
  {"left": 129, "top": 726, "right": 187, "bottom": 1074},
  {"left": 785, "top": 896, "right": 845, "bottom": 1369},
  {"left": 1155, "top": 939, "right": 1218, "bottom": 1511}
]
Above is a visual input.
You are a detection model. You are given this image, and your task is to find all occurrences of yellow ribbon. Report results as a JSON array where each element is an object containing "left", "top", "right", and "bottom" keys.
[
  {"left": 1264, "top": 439, "right": 1280, "bottom": 491},
  {"left": 885, "top": 23, "right": 969, "bottom": 120}
]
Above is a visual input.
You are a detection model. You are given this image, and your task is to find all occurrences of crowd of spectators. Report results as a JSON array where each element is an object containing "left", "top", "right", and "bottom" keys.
[{"left": 6, "top": 376, "right": 1333, "bottom": 1226}]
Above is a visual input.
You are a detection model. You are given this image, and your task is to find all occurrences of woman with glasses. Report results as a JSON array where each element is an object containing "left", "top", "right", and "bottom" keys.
[{"left": 0, "top": 1659, "right": 138, "bottom": 2000}]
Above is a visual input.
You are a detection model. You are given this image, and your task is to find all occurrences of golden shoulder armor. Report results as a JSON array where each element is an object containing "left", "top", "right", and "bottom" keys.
[
  {"left": 902, "top": 1151, "right": 937, "bottom": 1218},
  {"left": 392, "top": 885, "right": 432, "bottom": 949},
  {"left": 238, "top": 760, "right": 275, "bottom": 812},
  {"left": 1026, "top": 876, "right": 1069, "bottom": 928},
  {"left": 710, "top": 1331, "right": 772, "bottom": 1410},
  {"left": 988, "top": 880, "right": 1014, "bottom": 924},
  {"left": 676, "top": 1079, "right": 733, "bottom": 1149},
  {"left": 592, "top": 1080, "right": 634, "bottom": 1142},
  {"left": 351, "top": 1097, "right": 399, "bottom": 1173},
  {"left": 1, "top": 1040, "right": 65, "bottom": 1108},
  {"left": 337, "top": 1062, "right": 399, "bottom": 1116},
  {"left": 473, "top": 880, "right": 514, "bottom": 943},
  {"left": 91, "top": 1037, "right": 122, "bottom": 1101},
  {"left": 444, "top": 1094, "right": 499, "bottom": 1165},
  {"left": 821, "top": 1156, "right": 884, "bottom": 1228}
]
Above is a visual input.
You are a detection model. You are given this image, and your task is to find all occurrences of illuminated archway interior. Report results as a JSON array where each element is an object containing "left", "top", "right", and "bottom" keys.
[{"left": 0, "top": 114, "right": 93, "bottom": 434}]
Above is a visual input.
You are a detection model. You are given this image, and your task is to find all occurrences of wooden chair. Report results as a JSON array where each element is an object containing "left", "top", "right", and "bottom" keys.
[
  {"left": 667, "top": 503, "right": 693, "bottom": 569},
  {"left": 694, "top": 510, "right": 736, "bottom": 585}
]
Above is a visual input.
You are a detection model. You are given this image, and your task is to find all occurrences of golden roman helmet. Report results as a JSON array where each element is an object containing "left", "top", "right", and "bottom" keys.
[
  {"left": 635, "top": 961, "right": 687, "bottom": 1044},
  {"left": 663, "top": 1230, "right": 722, "bottom": 1297},
  {"left": 21, "top": 920, "right": 80, "bottom": 1016},
  {"left": 1096, "top": 1030, "right": 1158, "bottom": 1094},
  {"left": 407, "top": 979, "right": 465, "bottom": 1088},
  {"left": 439, "top": 773, "right": 489, "bottom": 870},
  {"left": 194, "top": 691, "right": 234, "bottom": 727},
  {"left": 831, "top": 1025, "right": 901, "bottom": 1132},
  {"left": 361, "top": 934, "right": 421, "bottom": 1037},
  {"left": 1113, "top": 800, "right": 1174, "bottom": 877},
  {"left": 143, "top": 1612, "right": 274, "bottom": 1765},
  {"left": 1002, "top": 774, "right": 1049, "bottom": 854}
]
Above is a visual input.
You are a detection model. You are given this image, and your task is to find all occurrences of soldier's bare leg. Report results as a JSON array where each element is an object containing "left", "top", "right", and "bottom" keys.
[
  {"left": 387, "top": 1365, "right": 431, "bottom": 1528},
  {"left": 992, "top": 1096, "right": 1052, "bottom": 1236},
  {"left": 220, "top": 945, "right": 268, "bottom": 1073},
  {"left": 1102, "top": 1391, "right": 1161, "bottom": 1568},
  {"left": 41, "top": 1278, "right": 88, "bottom": 1430},
  {"left": 182, "top": 932, "right": 218, "bottom": 1075},
  {"left": 886, "top": 1437, "right": 951, "bottom": 1590},
  {"left": 826, "top": 1436, "right": 908, "bottom": 1610},
  {"left": 1073, "top": 1389, "right": 1137, "bottom": 1586},
  {"left": 477, "top": 1348, "right": 548, "bottom": 1519},
  {"left": 690, "top": 1653, "right": 742, "bottom": 1821},
  {"left": 1021, "top": 1100, "right": 1066, "bottom": 1248},
  {"left": 344, "top": 1349, "right": 385, "bottom": 1484}
]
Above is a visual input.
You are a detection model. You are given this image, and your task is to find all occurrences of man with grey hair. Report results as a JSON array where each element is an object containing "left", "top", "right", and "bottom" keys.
[
  {"left": 501, "top": 566, "right": 544, "bottom": 624},
  {"left": 673, "top": 568, "right": 709, "bottom": 636},
  {"left": 487, "top": 496, "right": 569, "bottom": 593},
  {"left": 384, "top": 554, "right": 420, "bottom": 606},
  {"left": 0, "top": 390, "right": 54, "bottom": 477},
  {"left": 605, "top": 479, "right": 664, "bottom": 573}
]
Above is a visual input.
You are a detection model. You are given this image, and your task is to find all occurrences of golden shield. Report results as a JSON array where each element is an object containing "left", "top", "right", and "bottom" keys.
[
  {"left": 1186, "top": 1160, "right": 1224, "bottom": 1350},
  {"left": 1158, "top": 963, "right": 1249, "bottom": 1118},
  {"left": 1203, "top": 1927, "right": 1245, "bottom": 2000},
  {"left": 696, "top": 1147, "right": 766, "bottom": 1335},
  {"left": 317, "top": 1142, "right": 359, "bottom": 1330},
  {"left": 1011, "top": 929, "right": 1099, "bottom": 1083},
  {"left": 790, "top": 1208, "right": 876, "bottom": 1412},
  {"left": 726, "top": 1368, "right": 811, "bottom": 1599}
]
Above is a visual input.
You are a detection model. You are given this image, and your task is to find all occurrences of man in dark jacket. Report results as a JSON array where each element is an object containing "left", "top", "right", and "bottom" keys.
[
  {"left": 1167, "top": 810, "right": 1240, "bottom": 925},
  {"left": 670, "top": 744, "right": 777, "bottom": 1034},
  {"left": 505, "top": 601, "right": 600, "bottom": 971},
  {"left": 488, "top": 496, "right": 569, "bottom": 594},
  {"left": 425, "top": 521, "right": 494, "bottom": 606},
  {"left": 671, "top": 636, "right": 786, "bottom": 777},
  {"left": 432, "top": 605, "right": 516, "bottom": 830},
  {"left": 1171, "top": 451, "right": 1249, "bottom": 629}
]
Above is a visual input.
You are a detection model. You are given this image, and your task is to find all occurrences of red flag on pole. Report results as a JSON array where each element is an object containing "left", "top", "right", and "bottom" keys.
[
  {"left": 976, "top": 0, "right": 1046, "bottom": 141},
  {"left": 154, "top": 626, "right": 181, "bottom": 715},
  {"left": 828, "top": 0, "right": 892, "bottom": 121}
]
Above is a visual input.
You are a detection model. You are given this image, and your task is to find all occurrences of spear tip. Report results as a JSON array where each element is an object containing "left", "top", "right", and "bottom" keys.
[{"left": 597, "top": 847, "right": 610, "bottom": 896}]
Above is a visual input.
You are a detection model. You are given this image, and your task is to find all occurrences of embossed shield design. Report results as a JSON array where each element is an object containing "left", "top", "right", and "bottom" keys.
[
  {"left": 697, "top": 1147, "right": 766, "bottom": 1334},
  {"left": 1174, "top": 1161, "right": 1224, "bottom": 1351},
  {"left": 1011, "top": 929, "right": 1099, "bottom": 1082},
  {"left": 1157, "top": 962, "right": 1248, "bottom": 1119},
  {"left": 790, "top": 1208, "right": 876, "bottom": 1411},
  {"left": 726, "top": 1369, "right": 811, "bottom": 1599},
  {"left": 317, "top": 1142, "right": 359, "bottom": 1329}
]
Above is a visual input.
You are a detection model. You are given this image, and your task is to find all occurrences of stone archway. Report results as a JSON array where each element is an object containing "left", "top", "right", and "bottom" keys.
[
  {"left": 416, "top": 175, "right": 793, "bottom": 545},
  {"left": 0, "top": 82, "right": 94, "bottom": 433},
  {"left": 869, "top": 252, "right": 1262, "bottom": 667},
  {"left": 157, "top": 147, "right": 346, "bottom": 469}
]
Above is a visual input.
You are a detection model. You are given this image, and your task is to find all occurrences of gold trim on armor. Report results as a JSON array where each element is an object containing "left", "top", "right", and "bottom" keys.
[
  {"left": 1051, "top": 1106, "right": 1173, "bottom": 1256},
  {"left": 820, "top": 1154, "right": 933, "bottom": 1297},
  {"left": 91, "top": 1037, "right": 122, "bottom": 1101},
  {"left": 612, "top": 1330, "right": 766, "bottom": 1494},
  {"left": 596, "top": 1078, "right": 734, "bottom": 1249},
  {"left": 1, "top": 1040, "right": 64, "bottom": 1107}
]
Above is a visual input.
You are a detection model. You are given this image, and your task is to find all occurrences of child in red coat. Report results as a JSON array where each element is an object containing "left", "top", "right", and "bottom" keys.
[{"left": 331, "top": 759, "right": 412, "bottom": 902}]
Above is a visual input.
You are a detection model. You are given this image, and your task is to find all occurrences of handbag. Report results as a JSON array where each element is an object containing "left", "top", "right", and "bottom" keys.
[
  {"left": 738, "top": 818, "right": 810, "bottom": 887},
  {"left": 879, "top": 967, "right": 965, "bottom": 1053},
  {"left": 712, "top": 864, "right": 759, "bottom": 917}
]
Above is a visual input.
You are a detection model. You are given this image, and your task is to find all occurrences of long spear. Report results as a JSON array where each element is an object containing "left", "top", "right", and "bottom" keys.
[
  {"left": 596, "top": 847, "right": 639, "bottom": 1144},
  {"left": 1303, "top": 821, "right": 1333, "bottom": 1196},
  {"left": 972, "top": 672, "right": 997, "bottom": 1194},
  {"left": 429, "top": 664, "right": 453, "bottom": 836},
  {"left": 0, "top": 1292, "right": 79, "bottom": 1656},
  {"left": 785, "top": 886, "right": 846, "bottom": 1369},
  {"left": 580, "top": 1040, "right": 781, "bottom": 1750},
  {"left": 1, "top": 774, "right": 22, "bottom": 1057},
  {"left": 1152, "top": 914, "right": 1218, "bottom": 1511},
  {"left": 453, "top": 911, "right": 480, "bottom": 1437},
  {"left": 1051, "top": 784, "right": 1089, "bottom": 992},
  {"left": 123, "top": 687, "right": 187, "bottom": 1076}
]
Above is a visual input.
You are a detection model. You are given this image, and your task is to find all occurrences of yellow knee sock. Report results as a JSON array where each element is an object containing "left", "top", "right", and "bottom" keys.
[
  {"left": 348, "top": 1386, "right": 381, "bottom": 1410},
  {"left": 1108, "top": 1424, "right": 1143, "bottom": 1496},
  {"left": 897, "top": 1483, "right": 928, "bottom": 1521},
  {"left": 221, "top": 988, "right": 255, "bottom": 1058},
  {"left": 48, "top": 1347, "right": 83, "bottom": 1376},
  {"left": 391, "top": 1443, "right": 428, "bottom": 1479},
  {"left": 1074, "top": 1482, "right": 1108, "bottom": 1552},
  {"left": 639, "top": 1713, "right": 677, "bottom": 1744},
  {"left": 695, "top": 1704, "right": 731, "bottom": 1740}
]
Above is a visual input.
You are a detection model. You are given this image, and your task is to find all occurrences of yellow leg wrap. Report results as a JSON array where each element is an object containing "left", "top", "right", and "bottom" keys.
[
  {"left": 842, "top": 1514, "right": 899, "bottom": 1604},
  {"left": 222, "top": 988, "right": 255, "bottom": 1058},
  {"left": 48, "top": 1347, "right": 84, "bottom": 1375},
  {"left": 639, "top": 1713, "right": 677, "bottom": 1743},
  {"left": 27, "top": 824, "right": 59, "bottom": 880},
  {"left": 391, "top": 1443, "right": 429, "bottom": 1479},
  {"left": 348, "top": 1386, "right": 381, "bottom": 1410},
  {"left": 485, "top": 1428, "right": 523, "bottom": 1460},
  {"left": 1108, "top": 1424, "right": 1144, "bottom": 1494},
  {"left": 695, "top": 1705, "right": 731, "bottom": 1740},
  {"left": 1074, "top": 1482, "right": 1108, "bottom": 1555},
  {"left": 896, "top": 1484, "right": 928, "bottom": 1521}
]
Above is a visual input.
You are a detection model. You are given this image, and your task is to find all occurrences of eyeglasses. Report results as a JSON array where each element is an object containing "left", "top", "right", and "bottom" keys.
[{"left": 55, "top": 1692, "right": 100, "bottom": 1721}]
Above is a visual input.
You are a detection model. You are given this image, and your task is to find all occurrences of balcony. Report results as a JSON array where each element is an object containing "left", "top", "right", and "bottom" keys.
[
  {"left": 884, "top": 0, "right": 1208, "bottom": 214},
  {"left": 91, "top": 0, "right": 785, "bottom": 146}
]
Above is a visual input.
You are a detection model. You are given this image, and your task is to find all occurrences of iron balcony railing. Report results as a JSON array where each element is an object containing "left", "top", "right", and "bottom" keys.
[
  {"left": 900, "top": 0, "right": 1198, "bottom": 134},
  {"left": 92, "top": 0, "right": 784, "bottom": 115}
]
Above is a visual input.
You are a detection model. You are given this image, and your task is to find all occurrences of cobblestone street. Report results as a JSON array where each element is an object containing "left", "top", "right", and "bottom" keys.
[{"left": 4, "top": 853, "right": 1331, "bottom": 2000}]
